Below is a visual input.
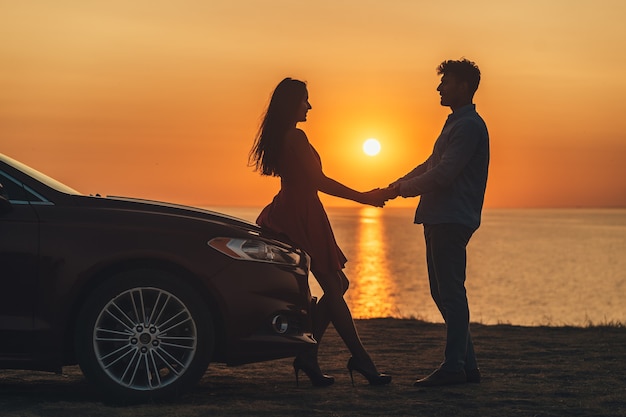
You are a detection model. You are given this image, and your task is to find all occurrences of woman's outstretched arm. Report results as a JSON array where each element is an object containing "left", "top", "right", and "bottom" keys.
[{"left": 286, "top": 129, "right": 386, "bottom": 207}]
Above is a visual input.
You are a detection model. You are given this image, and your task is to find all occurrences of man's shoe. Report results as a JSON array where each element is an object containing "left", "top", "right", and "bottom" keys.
[
  {"left": 465, "top": 368, "right": 481, "bottom": 383},
  {"left": 413, "top": 368, "right": 467, "bottom": 387}
]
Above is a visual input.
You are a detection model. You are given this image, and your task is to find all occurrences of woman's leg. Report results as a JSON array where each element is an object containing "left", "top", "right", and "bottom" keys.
[
  {"left": 310, "top": 271, "right": 348, "bottom": 346},
  {"left": 314, "top": 271, "right": 377, "bottom": 370}
]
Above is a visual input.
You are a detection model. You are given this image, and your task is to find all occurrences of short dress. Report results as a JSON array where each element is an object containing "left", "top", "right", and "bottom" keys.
[{"left": 256, "top": 132, "right": 347, "bottom": 275}]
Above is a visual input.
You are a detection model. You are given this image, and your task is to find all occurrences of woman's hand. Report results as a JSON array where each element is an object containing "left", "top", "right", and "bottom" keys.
[
  {"left": 361, "top": 189, "right": 385, "bottom": 207},
  {"left": 384, "top": 184, "right": 400, "bottom": 200},
  {"left": 360, "top": 186, "right": 399, "bottom": 207}
]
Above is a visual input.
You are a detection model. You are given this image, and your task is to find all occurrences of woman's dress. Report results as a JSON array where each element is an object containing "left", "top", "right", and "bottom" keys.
[{"left": 256, "top": 133, "right": 346, "bottom": 275}]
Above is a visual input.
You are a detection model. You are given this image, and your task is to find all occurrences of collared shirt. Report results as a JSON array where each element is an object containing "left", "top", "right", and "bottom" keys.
[{"left": 395, "top": 104, "right": 489, "bottom": 230}]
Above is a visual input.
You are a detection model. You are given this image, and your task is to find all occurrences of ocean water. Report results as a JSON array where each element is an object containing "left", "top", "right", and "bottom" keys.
[{"left": 210, "top": 206, "right": 626, "bottom": 327}]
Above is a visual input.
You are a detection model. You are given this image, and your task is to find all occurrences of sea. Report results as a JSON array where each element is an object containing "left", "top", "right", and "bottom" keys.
[{"left": 208, "top": 206, "right": 626, "bottom": 327}]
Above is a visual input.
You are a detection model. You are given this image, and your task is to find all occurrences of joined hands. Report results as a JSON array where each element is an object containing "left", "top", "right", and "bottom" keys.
[{"left": 361, "top": 184, "right": 400, "bottom": 207}]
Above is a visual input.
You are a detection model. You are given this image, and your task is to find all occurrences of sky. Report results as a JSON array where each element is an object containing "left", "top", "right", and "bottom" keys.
[{"left": 2, "top": 0, "right": 626, "bottom": 208}]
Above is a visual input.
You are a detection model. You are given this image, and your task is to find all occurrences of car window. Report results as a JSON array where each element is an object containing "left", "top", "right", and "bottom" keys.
[
  {"left": 0, "top": 155, "right": 79, "bottom": 195},
  {"left": 0, "top": 172, "right": 47, "bottom": 203}
]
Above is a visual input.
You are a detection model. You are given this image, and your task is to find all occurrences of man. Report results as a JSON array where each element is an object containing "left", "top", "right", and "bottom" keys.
[{"left": 384, "top": 58, "right": 489, "bottom": 386}]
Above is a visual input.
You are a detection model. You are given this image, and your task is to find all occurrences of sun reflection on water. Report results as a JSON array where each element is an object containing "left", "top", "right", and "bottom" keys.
[
  {"left": 344, "top": 207, "right": 399, "bottom": 318},
  {"left": 207, "top": 206, "right": 626, "bottom": 326}
]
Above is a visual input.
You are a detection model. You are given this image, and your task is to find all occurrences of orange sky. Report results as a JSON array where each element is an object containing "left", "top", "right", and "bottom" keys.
[{"left": 2, "top": 1, "right": 625, "bottom": 208}]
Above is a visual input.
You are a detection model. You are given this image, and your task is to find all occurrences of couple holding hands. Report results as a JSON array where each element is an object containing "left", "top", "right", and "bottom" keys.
[{"left": 249, "top": 58, "right": 489, "bottom": 387}]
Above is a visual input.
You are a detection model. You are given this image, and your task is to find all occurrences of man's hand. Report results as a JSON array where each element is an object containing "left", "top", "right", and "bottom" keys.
[
  {"left": 360, "top": 188, "right": 386, "bottom": 207},
  {"left": 380, "top": 184, "right": 400, "bottom": 200},
  {"left": 360, "top": 185, "right": 400, "bottom": 207}
]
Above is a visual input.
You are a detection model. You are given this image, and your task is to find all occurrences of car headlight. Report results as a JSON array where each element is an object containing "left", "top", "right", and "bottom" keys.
[{"left": 208, "top": 237, "right": 302, "bottom": 266}]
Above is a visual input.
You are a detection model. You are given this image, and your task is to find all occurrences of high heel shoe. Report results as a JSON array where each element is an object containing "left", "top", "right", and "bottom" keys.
[
  {"left": 293, "top": 356, "right": 335, "bottom": 387},
  {"left": 347, "top": 357, "right": 392, "bottom": 386}
]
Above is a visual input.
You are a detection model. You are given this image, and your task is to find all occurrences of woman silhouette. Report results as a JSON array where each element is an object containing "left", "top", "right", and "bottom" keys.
[{"left": 249, "top": 78, "right": 391, "bottom": 386}]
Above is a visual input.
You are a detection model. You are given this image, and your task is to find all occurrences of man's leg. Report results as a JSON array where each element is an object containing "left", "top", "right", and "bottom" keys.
[{"left": 418, "top": 224, "right": 475, "bottom": 385}]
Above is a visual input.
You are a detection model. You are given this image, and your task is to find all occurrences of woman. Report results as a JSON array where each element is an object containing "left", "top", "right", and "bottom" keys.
[{"left": 249, "top": 78, "right": 391, "bottom": 386}]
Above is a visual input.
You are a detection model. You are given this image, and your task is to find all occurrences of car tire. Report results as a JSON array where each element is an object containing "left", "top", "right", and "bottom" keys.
[{"left": 75, "top": 268, "right": 214, "bottom": 403}]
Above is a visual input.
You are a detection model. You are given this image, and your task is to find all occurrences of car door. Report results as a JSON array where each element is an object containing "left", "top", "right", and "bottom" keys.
[{"left": 0, "top": 173, "right": 40, "bottom": 357}]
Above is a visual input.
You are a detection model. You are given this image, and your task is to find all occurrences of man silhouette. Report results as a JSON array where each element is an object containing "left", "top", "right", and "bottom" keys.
[{"left": 385, "top": 58, "right": 489, "bottom": 386}]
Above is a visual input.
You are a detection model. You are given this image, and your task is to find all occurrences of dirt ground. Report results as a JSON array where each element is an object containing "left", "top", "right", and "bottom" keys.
[{"left": 1, "top": 319, "right": 625, "bottom": 417}]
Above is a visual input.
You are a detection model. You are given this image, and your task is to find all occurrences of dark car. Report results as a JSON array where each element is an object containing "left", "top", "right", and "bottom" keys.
[{"left": 0, "top": 153, "right": 315, "bottom": 402}]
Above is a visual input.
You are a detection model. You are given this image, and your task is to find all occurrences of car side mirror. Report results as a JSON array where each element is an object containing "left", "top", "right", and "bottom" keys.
[{"left": 0, "top": 195, "right": 12, "bottom": 214}]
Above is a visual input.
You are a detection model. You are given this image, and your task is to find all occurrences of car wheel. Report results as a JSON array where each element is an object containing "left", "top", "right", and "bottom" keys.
[{"left": 75, "top": 268, "right": 214, "bottom": 403}]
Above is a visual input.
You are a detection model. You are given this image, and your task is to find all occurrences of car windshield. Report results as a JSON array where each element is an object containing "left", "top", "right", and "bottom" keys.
[{"left": 1, "top": 154, "right": 81, "bottom": 195}]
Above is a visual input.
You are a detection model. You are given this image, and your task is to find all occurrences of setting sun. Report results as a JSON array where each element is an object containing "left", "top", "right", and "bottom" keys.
[
  {"left": 362, "top": 138, "right": 381, "bottom": 156},
  {"left": 2, "top": 2, "right": 625, "bottom": 208}
]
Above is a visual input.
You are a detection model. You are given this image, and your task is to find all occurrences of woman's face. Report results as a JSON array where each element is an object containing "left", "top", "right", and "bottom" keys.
[{"left": 294, "top": 91, "right": 312, "bottom": 123}]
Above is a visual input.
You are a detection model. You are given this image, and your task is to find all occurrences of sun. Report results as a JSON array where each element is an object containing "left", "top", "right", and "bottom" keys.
[{"left": 362, "top": 138, "right": 381, "bottom": 156}]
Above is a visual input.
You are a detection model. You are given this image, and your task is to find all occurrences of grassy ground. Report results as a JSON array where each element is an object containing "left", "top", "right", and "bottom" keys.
[{"left": 1, "top": 319, "right": 625, "bottom": 417}]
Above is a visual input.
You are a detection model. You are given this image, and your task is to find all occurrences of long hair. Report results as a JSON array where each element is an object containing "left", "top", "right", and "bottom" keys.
[{"left": 249, "top": 78, "right": 307, "bottom": 176}]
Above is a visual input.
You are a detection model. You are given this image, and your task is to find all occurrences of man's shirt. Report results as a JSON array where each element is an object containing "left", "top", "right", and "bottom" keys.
[{"left": 395, "top": 104, "right": 490, "bottom": 230}]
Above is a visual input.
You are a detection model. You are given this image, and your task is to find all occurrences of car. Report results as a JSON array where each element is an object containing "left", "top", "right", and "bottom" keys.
[{"left": 0, "top": 153, "right": 315, "bottom": 402}]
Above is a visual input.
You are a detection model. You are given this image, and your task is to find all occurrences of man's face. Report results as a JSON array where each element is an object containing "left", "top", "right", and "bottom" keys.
[{"left": 437, "top": 74, "right": 468, "bottom": 110}]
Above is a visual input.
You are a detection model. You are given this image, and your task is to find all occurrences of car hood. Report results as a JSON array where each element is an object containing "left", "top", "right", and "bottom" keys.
[{"left": 74, "top": 194, "right": 262, "bottom": 234}]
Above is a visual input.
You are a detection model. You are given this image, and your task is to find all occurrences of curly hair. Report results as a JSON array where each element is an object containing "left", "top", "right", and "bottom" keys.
[{"left": 437, "top": 58, "right": 481, "bottom": 95}]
